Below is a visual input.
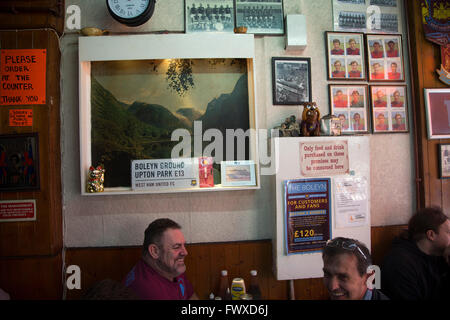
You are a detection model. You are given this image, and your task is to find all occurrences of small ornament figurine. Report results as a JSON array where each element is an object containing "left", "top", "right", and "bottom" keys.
[
  {"left": 86, "top": 165, "right": 105, "bottom": 193},
  {"left": 300, "top": 102, "right": 321, "bottom": 136}
]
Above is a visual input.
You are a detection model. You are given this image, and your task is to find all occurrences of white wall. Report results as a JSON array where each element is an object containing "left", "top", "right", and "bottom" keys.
[{"left": 61, "top": 0, "right": 415, "bottom": 247}]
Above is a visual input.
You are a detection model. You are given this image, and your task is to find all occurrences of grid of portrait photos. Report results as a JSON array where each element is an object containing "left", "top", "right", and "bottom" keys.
[
  {"left": 185, "top": 0, "right": 235, "bottom": 33},
  {"left": 329, "top": 85, "right": 370, "bottom": 134},
  {"left": 326, "top": 32, "right": 366, "bottom": 81},
  {"left": 332, "top": 0, "right": 401, "bottom": 34},
  {"left": 235, "top": 0, "right": 284, "bottom": 35},
  {"left": 370, "top": 85, "right": 408, "bottom": 133},
  {"left": 367, "top": 34, "right": 404, "bottom": 82}
]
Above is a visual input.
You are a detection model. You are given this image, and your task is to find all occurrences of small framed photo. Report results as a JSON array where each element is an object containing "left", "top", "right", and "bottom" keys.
[
  {"left": 221, "top": 160, "right": 256, "bottom": 187},
  {"left": 272, "top": 57, "right": 311, "bottom": 105},
  {"left": 424, "top": 88, "right": 450, "bottom": 139},
  {"left": 0, "top": 133, "right": 40, "bottom": 191},
  {"left": 185, "top": 0, "right": 235, "bottom": 33},
  {"left": 329, "top": 84, "right": 370, "bottom": 134},
  {"left": 366, "top": 34, "right": 404, "bottom": 82},
  {"left": 235, "top": 0, "right": 284, "bottom": 35},
  {"left": 326, "top": 32, "right": 366, "bottom": 80},
  {"left": 439, "top": 144, "right": 450, "bottom": 179},
  {"left": 370, "top": 85, "right": 409, "bottom": 133}
]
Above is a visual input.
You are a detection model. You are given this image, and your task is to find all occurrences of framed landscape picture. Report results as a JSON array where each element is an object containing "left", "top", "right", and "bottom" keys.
[
  {"left": 329, "top": 84, "right": 370, "bottom": 134},
  {"left": 370, "top": 85, "right": 409, "bottom": 133},
  {"left": 326, "top": 31, "right": 366, "bottom": 81},
  {"left": 272, "top": 57, "right": 311, "bottom": 105},
  {"left": 367, "top": 34, "right": 404, "bottom": 82}
]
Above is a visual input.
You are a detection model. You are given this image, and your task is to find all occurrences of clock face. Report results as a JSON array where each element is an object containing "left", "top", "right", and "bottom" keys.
[{"left": 107, "top": 0, "right": 150, "bottom": 19}]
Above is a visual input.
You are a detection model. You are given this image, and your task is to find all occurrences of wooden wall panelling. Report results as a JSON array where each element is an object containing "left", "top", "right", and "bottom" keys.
[
  {"left": 0, "top": 253, "right": 62, "bottom": 299},
  {"left": 0, "top": 0, "right": 64, "bottom": 35},
  {"left": 0, "top": 30, "right": 62, "bottom": 257}
]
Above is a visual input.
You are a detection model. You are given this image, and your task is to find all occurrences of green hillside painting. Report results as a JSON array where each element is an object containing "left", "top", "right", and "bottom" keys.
[{"left": 90, "top": 59, "right": 249, "bottom": 188}]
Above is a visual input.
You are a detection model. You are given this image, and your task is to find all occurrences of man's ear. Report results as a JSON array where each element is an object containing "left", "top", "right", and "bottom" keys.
[
  {"left": 426, "top": 229, "right": 436, "bottom": 241},
  {"left": 148, "top": 244, "right": 160, "bottom": 259}
]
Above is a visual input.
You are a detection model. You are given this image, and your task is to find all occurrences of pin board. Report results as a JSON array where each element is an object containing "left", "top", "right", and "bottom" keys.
[{"left": 272, "top": 136, "right": 370, "bottom": 280}]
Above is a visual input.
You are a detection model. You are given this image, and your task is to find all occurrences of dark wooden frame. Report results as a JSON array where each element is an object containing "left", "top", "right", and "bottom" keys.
[
  {"left": 0, "top": 132, "right": 40, "bottom": 191},
  {"left": 369, "top": 85, "right": 409, "bottom": 134},
  {"left": 366, "top": 33, "right": 405, "bottom": 82},
  {"left": 272, "top": 57, "right": 311, "bottom": 105},
  {"left": 325, "top": 31, "right": 367, "bottom": 81},
  {"left": 329, "top": 84, "right": 370, "bottom": 134}
]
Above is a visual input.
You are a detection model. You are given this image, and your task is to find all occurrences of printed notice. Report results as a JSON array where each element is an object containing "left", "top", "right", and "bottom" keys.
[
  {"left": 131, "top": 158, "right": 199, "bottom": 191},
  {"left": 0, "top": 49, "right": 47, "bottom": 105},
  {"left": 334, "top": 177, "right": 368, "bottom": 228},
  {"left": 300, "top": 141, "right": 349, "bottom": 177},
  {"left": 9, "top": 109, "right": 33, "bottom": 126},
  {"left": 285, "top": 178, "right": 331, "bottom": 255},
  {"left": 0, "top": 200, "right": 36, "bottom": 222}
]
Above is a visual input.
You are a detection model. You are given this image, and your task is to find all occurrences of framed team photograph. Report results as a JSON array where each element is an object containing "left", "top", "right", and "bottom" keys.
[
  {"left": 326, "top": 32, "right": 366, "bottom": 81},
  {"left": 235, "top": 0, "right": 284, "bottom": 35},
  {"left": 332, "top": 0, "right": 401, "bottom": 34},
  {"left": 439, "top": 144, "right": 450, "bottom": 179},
  {"left": 329, "top": 84, "right": 370, "bottom": 134},
  {"left": 367, "top": 34, "right": 404, "bottom": 82},
  {"left": 0, "top": 133, "right": 40, "bottom": 192},
  {"left": 185, "top": 0, "right": 235, "bottom": 33},
  {"left": 272, "top": 57, "right": 311, "bottom": 105},
  {"left": 424, "top": 88, "right": 450, "bottom": 139},
  {"left": 370, "top": 85, "right": 409, "bottom": 133}
]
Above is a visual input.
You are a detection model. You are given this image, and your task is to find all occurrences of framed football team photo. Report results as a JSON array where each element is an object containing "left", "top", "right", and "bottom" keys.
[
  {"left": 329, "top": 84, "right": 370, "bottom": 134},
  {"left": 370, "top": 85, "right": 409, "bottom": 133},
  {"left": 326, "top": 32, "right": 366, "bottom": 81},
  {"left": 439, "top": 144, "right": 450, "bottom": 179},
  {"left": 272, "top": 57, "right": 311, "bottom": 105},
  {"left": 235, "top": 0, "right": 284, "bottom": 35},
  {"left": 366, "top": 34, "right": 404, "bottom": 82},
  {"left": 185, "top": 0, "right": 235, "bottom": 33}
]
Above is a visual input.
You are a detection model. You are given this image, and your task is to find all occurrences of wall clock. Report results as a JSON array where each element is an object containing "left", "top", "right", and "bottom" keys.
[{"left": 106, "top": 0, "right": 156, "bottom": 27}]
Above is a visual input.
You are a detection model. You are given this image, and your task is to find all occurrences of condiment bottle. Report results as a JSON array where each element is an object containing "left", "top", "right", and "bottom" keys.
[
  {"left": 247, "top": 270, "right": 262, "bottom": 300},
  {"left": 218, "top": 270, "right": 231, "bottom": 300}
]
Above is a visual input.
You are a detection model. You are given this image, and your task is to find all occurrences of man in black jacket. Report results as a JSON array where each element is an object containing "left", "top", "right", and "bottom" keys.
[{"left": 381, "top": 207, "right": 450, "bottom": 300}]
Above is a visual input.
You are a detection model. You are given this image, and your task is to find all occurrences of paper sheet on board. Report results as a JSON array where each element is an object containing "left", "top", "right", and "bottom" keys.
[{"left": 334, "top": 176, "right": 368, "bottom": 228}]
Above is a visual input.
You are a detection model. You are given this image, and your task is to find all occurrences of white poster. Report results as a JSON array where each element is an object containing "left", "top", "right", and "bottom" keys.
[
  {"left": 131, "top": 158, "right": 199, "bottom": 191},
  {"left": 334, "top": 176, "right": 368, "bottom": 228}
]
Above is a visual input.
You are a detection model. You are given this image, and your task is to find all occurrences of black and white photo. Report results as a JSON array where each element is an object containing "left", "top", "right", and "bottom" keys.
[
  {"left": 185, "top": 0, "right": 235, "bottom": 33},
  {"left": 235, "top": 0, "right": 284, "bottom": 35},
  {"left": 272, "top": 57, "right": 311, "bottom": 105}
]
